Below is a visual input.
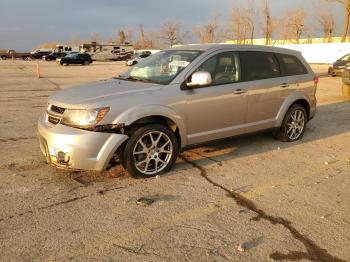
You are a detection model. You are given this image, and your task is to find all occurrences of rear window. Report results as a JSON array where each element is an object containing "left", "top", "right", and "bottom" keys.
[
  {"left": 241, "top": 51, "right": 280, "bottom": 81},
  {"left": 279, "top": 54, "right": 307, "bottom": 76}
]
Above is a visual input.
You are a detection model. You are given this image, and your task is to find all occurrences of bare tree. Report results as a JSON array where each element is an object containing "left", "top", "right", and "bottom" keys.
[
  {"left": 245, "top": 0, "right": 256, "bottom": 44},
  {"left": 275, "top": 17, "right": 293, "bottom": 44},
  {"left": 277, "top": 8, "right": 306, "bottom": 44},
  {"left": 117, "top": 30, "right": 126, "bottom": 44},
  {"left": 70, "top": 34, "right": 81, "bottom": 46},
  {"left": 89, "top": 32, "right": 100, "bottom": 43},
  {"left": 194, "top": 14, "right": 220, "bottom": 43},
  {"left": 225, "top": 1, "right": 256, "bottom": 44},
  {"left": 318, "top": 12, "right": 335, "bottom": 42},
  {"left": 161, "top": 21, "right": 185, "bottom": 47},
  {"left": 326, "top": 0, "right": 350, "bottom": 41},
  {"left": 228, "top": 7, "right": 244, "bottom": 43},
  {"left": 263, "top": 0, "right": 273, "bottom": 45},
  {"left": 126, "top": 27, "right": 133, "bottom": 43},
  {"left": 133, "top": 24, "right": 157, "bottom": 49}
]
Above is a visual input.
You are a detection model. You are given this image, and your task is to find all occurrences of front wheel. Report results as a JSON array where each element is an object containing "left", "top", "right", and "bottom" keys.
[
  {"left": 275, "top": 104, "right": 307, "bottom": 142},
  {"left": 123, "top": 124, "right": 179, "bottom": 178}
]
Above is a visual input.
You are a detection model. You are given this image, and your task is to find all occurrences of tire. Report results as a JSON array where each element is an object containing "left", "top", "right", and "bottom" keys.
[
  {"left": 122, "top": 124, "right": 179, "bottom": 178},
  {"left": 274, "top": 104, "right": 307, "bottom": 142},
  {"left": 83, "top": 61, "right": 89, "bottom": 65},
  {"left": 1, "top": 56, "right": 7, "bottom": 60}
]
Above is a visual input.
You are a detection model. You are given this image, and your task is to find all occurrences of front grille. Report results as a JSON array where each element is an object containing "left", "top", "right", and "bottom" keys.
[
  {"left": 48, "top": 116, "right": 60, "bottom": 125},
  {"left": 50, "top": 105, "right": 65, "bottom": 114},
  {"left": 47, "top": 104, "right": 65, "bottom": 125}
]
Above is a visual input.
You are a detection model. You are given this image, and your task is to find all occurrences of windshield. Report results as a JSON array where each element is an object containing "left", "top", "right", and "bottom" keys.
[
  {"left": 66, "top": 53, "right": 78, "bottom": 58},
  {"left": 340, "top": 54, "right": 350, "bottom": 61},
  {"left": 120, "top": 50, "right": 202, "bottom": 84}
]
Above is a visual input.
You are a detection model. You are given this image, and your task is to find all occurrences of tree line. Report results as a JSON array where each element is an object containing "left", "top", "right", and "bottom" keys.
[{"left": 36, "top": 0, "right": 350, "bottom": 50}]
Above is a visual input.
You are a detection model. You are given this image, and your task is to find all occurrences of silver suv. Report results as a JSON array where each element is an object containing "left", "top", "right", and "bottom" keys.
[{"left": 38, "top": 44, "right": 317, "bottom": 177}]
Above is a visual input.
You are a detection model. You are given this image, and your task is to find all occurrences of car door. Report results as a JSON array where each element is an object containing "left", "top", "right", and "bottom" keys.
[
  {"left": 183, "top": 51, "right": 247, "bottom": 145},
  {"left": 240, "top": 51, "right": 287, "bottom": 133},
  {"left": 75, "top": 54, "right": 83, "bottom": 64}
]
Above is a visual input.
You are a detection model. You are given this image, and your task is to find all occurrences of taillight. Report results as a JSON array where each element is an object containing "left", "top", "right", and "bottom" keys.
[{"left": 313, "top": 75, "right": 319, "bottom": 85}]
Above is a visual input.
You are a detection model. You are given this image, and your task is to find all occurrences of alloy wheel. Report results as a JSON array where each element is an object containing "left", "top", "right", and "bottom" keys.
[
  {"left": 287, "top": 109, "right": 305, "bottom": 140},
  {"left": 132, "top": 131, "right": 173, "bottom": 175}
]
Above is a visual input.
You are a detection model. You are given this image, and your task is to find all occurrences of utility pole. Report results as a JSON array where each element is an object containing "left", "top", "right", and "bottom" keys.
[
  {"left": 341, "top": 0, "right": 350, "bottom": 41},
  {"left": 264, "top": 0, "right": 271, "bottom": 45}
]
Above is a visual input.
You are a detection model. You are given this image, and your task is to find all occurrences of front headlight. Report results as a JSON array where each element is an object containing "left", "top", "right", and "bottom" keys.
[{"left": 61, "top": 107, "right": 109, "bottom": 128}]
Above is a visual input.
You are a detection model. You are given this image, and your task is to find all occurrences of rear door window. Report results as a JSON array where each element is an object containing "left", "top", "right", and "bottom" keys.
[
  {"left": 240, "top": 51, "right": 281, "bottom": 81},
  {"left": 278, "top": 54, "right": 307, "bottom": 76}
]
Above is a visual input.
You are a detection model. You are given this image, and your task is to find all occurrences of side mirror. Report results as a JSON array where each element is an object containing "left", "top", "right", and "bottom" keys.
[{"left": 187, "top": 71, "right": 212, "bottom": 87}]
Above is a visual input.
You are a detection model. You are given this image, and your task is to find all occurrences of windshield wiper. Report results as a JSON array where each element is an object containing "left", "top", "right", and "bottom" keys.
[{"left": 114, "top": 75, "right": 157, "bottom": 84}]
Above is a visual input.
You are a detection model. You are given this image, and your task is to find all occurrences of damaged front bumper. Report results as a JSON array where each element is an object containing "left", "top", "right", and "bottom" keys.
[{"left": 37, "top": 113, "right": 128, "bottom": 171}]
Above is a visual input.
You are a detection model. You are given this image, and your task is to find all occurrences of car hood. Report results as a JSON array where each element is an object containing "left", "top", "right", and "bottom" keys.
[{"left": 48, "top": 78, "right": 161, "bottom": 108}]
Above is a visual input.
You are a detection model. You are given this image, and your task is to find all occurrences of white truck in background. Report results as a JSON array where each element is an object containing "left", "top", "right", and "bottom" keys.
[{"left": 80, "top": 42, "right": 134, "bottom": 61}]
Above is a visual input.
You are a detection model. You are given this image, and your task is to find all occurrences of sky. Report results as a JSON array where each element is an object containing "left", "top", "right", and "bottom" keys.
[{"left": 0, "top": 0, "right": 344, "bottom": 51}]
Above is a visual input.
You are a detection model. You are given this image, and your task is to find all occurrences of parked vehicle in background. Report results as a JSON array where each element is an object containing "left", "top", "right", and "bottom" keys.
[
  {"left": 0, "top": 50, "right": 31, "bottom": 60},
  {"left": 56, "top": 53, "right": 92, "bottom": 66},
  {"left": 31, "top": 49, "right": 52, "bottom": 59},
  {"left": 43, "top": 52, "right": 68, "bottom": 61},
  {"left": 53, "top": 44, "right": 75, "bottom": 53},
  {"left": 328, "top": 53, "right": 350, "bottom": 77},
  {"left": 341, "top": 64, "right": 350, "bottom": 98},
  {"left": 38, "top": 44, "right": 317, "bottom": 178},
  {"left": 126, "top": 51, "right": 152, "bottom": 66},
  {"left": 80, "top": 42, "right": 134, "bottom": 61}
]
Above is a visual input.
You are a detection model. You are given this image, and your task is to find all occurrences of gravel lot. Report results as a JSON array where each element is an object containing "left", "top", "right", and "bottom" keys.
[{"left": 0, "top": 60, "right": 349, "bottom": 262}]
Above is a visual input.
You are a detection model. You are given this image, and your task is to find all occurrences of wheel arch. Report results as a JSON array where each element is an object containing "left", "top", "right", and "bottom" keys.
[
  {"left": 125, "top": 115, "right": 182, "bottom": 147},
  {"left": 113, "top": 105, "right": 187, "bottom": 147},
  {"left": 275, "top": 92, "right": 311, "bottom": 127}
]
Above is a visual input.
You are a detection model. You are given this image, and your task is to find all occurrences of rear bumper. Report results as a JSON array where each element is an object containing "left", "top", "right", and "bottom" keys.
[{"left": 37, "top": 113, "right": 128, "bottom": 171}]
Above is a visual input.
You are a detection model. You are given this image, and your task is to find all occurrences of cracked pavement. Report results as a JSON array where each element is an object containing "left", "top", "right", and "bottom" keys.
[{"left": 0, "top": 61, "right": 349, "bottom": 261}]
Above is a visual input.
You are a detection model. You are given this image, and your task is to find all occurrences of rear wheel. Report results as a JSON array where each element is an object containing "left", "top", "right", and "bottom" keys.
[
  {"left": 1, "top": 56, "right": 7, "bottom": 60},
  {"left": 123, "top": 124, "right": 179, "bottom": 178},
  {"left": 83, "top": 61, "right": 89, "bottom": 65},
  {"left": 275, "top": 104, "right": 307, "bottom": 142}
]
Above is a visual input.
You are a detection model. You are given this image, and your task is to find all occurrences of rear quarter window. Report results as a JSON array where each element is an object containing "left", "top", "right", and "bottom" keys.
[{"left": 278, "top": 54, "right": 308, "bottom": 76}]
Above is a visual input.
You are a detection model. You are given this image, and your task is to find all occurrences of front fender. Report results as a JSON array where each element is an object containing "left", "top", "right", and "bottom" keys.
[
  {"left": 275, "top": 91, "right": 312, "bottom": 127},
  {"left": 113, "top": 104, "right": 188, "bottom": 147}
]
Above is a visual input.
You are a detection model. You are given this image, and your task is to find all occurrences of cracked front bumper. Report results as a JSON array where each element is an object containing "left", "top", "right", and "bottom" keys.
[{"left": 37, "top": 113, "right": 128, "bottom": 171}]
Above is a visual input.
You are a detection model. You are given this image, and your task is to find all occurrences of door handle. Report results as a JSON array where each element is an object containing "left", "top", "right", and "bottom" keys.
[
  {"left": 280, "top": 83, "right": 289, "bottom": 88},
  {"left": 233, "top": 89, "right": 247, "bottom": 94}
]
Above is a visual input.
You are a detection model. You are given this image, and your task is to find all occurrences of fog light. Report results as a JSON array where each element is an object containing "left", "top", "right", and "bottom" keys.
[{"left": 57, "top": 151, "right": 70, "bottom": 164}]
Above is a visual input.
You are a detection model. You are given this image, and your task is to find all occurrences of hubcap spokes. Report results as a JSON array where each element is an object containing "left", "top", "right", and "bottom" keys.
[
  {"left": 287, "top": 109, "right": 305, "bottom": 140},
  {"left": 133, "top": 131, "right": 173, "bottom": 175}
]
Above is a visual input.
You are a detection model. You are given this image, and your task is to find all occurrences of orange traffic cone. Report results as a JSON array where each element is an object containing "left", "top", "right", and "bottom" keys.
[{"left": 36, "top": 61, "right": 41, "bottom": 79}]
